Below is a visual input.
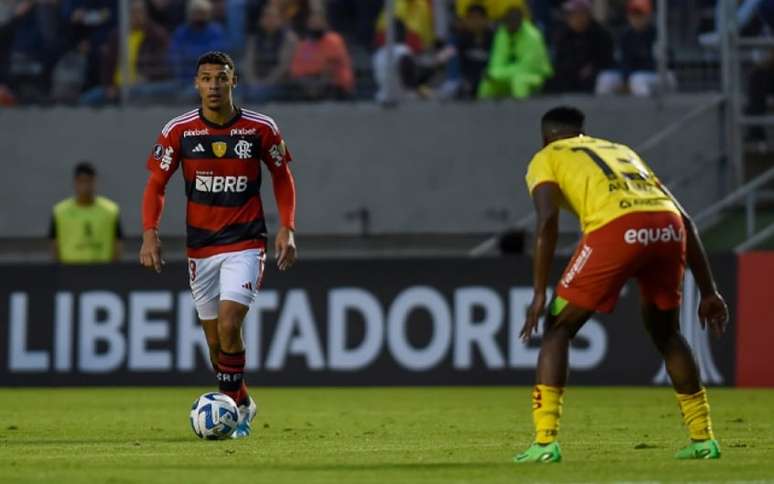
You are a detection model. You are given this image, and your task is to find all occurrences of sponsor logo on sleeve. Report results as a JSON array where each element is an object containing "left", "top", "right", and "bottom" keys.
[
  {"left": 160, "top": 146, "right": 174, "bottom": 171},
  {"left": 269, "top": 140, "right": 286, "bottom": 167},
  {"left": 153, "top": 144, "right": 164, "bottom": 160}
]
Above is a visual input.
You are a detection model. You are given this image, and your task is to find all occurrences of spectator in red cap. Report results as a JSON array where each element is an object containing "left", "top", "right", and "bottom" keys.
[
  {"left": 545, "top": 0, "right": 614, "bottom": 93},
  {"left": 596, "top": 0, "right": 676, "bottom": 96}
]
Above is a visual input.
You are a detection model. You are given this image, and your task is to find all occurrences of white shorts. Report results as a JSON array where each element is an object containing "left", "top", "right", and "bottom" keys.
[{"left": 188, "top": 248, "right": 266, "bottom": 320}]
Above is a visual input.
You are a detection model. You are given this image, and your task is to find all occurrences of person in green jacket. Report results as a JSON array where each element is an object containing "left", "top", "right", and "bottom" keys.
[{"left": 478, "top": 6, "right": 553, "bottom": 99}]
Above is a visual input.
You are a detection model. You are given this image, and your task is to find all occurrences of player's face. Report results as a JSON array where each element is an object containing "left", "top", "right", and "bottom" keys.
[
  {"left": 74, "top": 174, "right": 96, "bottom": 201},
  {"left": 196, "top": 64, "right": 236, "bottom": 111}
]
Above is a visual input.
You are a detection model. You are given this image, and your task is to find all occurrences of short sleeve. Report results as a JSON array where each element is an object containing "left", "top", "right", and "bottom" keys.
[
  {"left": 525, "top": 150, "right": 557, "bottom": 196},
  {"left": 262, "top": 126, "right": 293, "bottom": 172}
]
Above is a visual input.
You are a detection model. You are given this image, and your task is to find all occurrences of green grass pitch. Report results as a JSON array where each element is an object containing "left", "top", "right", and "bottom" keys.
[{"left": 1, "top": 387, "right": 773, "bottom": 483}]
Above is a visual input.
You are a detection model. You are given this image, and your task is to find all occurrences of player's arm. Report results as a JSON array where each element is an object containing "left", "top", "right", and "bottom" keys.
[
  {"left": 263, "top": 132, "right": 297, "bottom": 271},
  {"left": 113, "top": 217, "right": 124, "bottom": 262},
  {"left": 139, "top": 133, "right": 180, "bottom": 273},
  {"left": 520, "top": 182, "right": 562, "bottom": 342},
  {"left": 658, "top": 183, "right": 729, "bottom": 336},
  {"left": 48, "top": 214, "right": 60, "bottom": 262}
]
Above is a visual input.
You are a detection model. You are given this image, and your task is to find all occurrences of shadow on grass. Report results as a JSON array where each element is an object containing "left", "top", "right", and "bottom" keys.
[
  {"left": 1, "top": 436, "right": 192, "bottom": 446},
  {"left": 108, "top": 462, "right": 514, "bottom": 473}
]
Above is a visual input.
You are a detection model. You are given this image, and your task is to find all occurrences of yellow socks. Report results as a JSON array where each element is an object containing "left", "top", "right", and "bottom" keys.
[
  {"left": 676, "top": 388, "right": 715, "bottom": 441},
  {"left": 532, "top": 384, "right": 564, "bottom": 444}
]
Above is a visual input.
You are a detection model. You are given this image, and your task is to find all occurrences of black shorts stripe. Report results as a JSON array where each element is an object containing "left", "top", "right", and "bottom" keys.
[
  {"left": 184, "top": 179, "right": 259, "bottom": 207},
  {"left": 186, "top": 219, "right": 267, "bottom": 249}
]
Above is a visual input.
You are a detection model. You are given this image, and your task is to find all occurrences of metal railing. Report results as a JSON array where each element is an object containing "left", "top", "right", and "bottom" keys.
[
  {"left": 693, "top": 164, "right": 774, "bottom": 252},
  {"left": 468, "top": 94, "right": 728, "bottom": 257}
]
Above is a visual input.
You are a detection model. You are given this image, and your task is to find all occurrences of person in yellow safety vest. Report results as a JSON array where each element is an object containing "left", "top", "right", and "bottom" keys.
[{"left": 49, "top": 162, "right": 123, "bottom": 264}]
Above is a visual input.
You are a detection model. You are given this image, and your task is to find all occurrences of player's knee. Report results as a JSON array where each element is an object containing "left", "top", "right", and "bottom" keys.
[{"left": 217, "top": 316, "right": 241, "bottom": 338}]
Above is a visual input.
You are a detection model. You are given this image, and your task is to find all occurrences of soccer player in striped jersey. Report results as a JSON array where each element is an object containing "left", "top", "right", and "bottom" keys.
[{"left": 139, "top": 51, "right": 297, "bottom": 438}]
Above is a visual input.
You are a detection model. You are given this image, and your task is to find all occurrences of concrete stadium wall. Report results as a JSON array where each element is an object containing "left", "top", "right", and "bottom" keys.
[{"left": 1, "top": 95, "right": 723, "bottom": 237}]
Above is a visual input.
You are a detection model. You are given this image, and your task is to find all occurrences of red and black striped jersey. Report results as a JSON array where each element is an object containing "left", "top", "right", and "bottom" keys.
[{"left": 143, "top": 108, "right": 295, "bottom": 258}]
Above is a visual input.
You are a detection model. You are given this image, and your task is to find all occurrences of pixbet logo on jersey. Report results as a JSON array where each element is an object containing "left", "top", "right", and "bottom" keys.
[
  {"left": 624, "top": 224, "right": 684, "bottom": 246},
  {"left": 153, "top": 144, "right": 175, "bottom": 171},
  {"left": 194, "top": 173, "right": 249, "bottom": 193}
]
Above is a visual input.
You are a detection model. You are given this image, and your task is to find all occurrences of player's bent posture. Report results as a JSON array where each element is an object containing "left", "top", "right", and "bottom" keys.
[
  {"left": 139, "top": 51, "right": 297, "bottom": 438},
  {"left": 515, "top": 107, "right": 729, "bottom": 463}
]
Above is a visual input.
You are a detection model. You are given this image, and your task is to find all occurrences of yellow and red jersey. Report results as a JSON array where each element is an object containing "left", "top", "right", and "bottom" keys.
[
  {"left": 142, "top": 108, "right": 295, "bottom": 258},
  {"left": 525, "top": 135, "right": 680, "bottom": 234}
]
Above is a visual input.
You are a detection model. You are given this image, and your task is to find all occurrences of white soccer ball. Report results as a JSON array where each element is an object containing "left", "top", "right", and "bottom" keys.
[{"left": 190, "top": 392, "right": 239, "bottom": 440}]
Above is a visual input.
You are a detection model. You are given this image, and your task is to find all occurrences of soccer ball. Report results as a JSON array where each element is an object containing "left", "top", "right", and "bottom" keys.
[{"left": 189, "top": 392, "right": 239, "bottom": 440}]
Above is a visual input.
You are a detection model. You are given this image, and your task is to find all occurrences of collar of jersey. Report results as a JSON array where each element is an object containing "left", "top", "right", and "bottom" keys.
[{"left": 198, "top": 107, "right": 242, "bottom": 130}]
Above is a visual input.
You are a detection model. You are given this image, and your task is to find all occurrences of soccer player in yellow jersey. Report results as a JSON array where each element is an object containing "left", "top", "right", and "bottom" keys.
[{"left": 515, "top": 107, "right": 729, "bottom": 463}]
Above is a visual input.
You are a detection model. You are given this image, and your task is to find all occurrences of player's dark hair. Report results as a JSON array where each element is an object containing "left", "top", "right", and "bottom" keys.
[
  {"left": 466, "top": 4, "right": 488, "bottom": 17},
  {"left": 74, "top": 161, "right": 96, "bottom": 178},
  {"left": 196, "top": 51, "right": 236, "bottom": 74},
  {"left": 541, "top": 106, "right": 585, "bottom": 136}
]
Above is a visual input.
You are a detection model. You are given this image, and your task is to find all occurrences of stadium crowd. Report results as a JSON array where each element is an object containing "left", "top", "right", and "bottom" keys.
[{"left": 0, "top": 0, "right": 772, "bottom": 106}]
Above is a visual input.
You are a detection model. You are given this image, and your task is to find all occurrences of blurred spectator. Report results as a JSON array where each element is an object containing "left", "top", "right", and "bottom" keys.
[
  {"left": 0, "top": 0, "right": 34, "bottom": 104},
  {"left": 596, "top": 0, "right": 676, "bottom": 96},
  {"left": 700, "top": 0, "right": 774, "bottom": 46},
  {"left": 50, "top": 162, "right": 123, "bottom": 264},
  {"left": 241, "top": 3, "right": 297, "bottom": 103},
  {"left": 375, "top": 0, "right": 434, "bottom": 53},
  {"left": 289, "top": 10, "right": 354, "bottom": 100},
  {"left": 455, "top": 0, "right": 531, "bottom": 22},
  {"left": 544, "top": 0, "right": 614, "bottom": 94},
  {"left": 169, "top": 0, "right": 228, "bottom": 81},
  {"left": 145, "top": 0, "right": 186, "bottom": 32},
  {"left": 328, "top": 0, "right": 383, "bottom": 47},
  {"left": 7, "top": 0, "right": 68, "bottom": 102},
  {"left": 373, "top": 20, "right": 419, "bottom": 102},
  {"left": 477, "top": 5, "right": 552, "bottom": 99},
  {"left": 80, "top": 0, "right": 170, "bottom": 106},
  {"left": 528, "top": 0, "right": 563, "bottom": 36},
  {"left": 745, "top": 50, "right": 774, "bottom": 144},
  {"left": 275, "top": 0, "right": 324, "bottom": 35},
  {"left": 453, "top": 4, "right": 494, "bottom": 98},
  {"left": 51, "top": 39, "right": 89, "bottom": 103},
  {"left": 64, "top": 0, "right": 117, "bottom": 90}
]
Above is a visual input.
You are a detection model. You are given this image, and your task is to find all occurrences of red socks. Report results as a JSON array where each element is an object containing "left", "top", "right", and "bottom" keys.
[{"left": 217, "top": 351, "right": 249, "bottom": 406}]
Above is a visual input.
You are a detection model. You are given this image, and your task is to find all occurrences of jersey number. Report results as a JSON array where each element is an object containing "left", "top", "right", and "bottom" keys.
[{"left": 571, "top": 147, "right": 648, "bottom": 182}]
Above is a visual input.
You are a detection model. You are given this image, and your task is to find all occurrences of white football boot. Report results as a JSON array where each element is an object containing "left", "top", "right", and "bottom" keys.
[{"left": 231, "top": 396, "right": 257, "bottom": 439}]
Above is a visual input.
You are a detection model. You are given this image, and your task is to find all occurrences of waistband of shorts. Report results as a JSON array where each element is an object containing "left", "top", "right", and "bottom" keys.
[
  {"left": 585, "top": 211, "right": 684, "bottom": 241},
  {"left": 186, "top": 239, "right": 266, "bottom": 258}
]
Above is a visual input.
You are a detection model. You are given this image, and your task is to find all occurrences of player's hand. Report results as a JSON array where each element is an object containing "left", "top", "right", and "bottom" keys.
[
  {"left": 139, "top": 229, "right": 164, "bottom": 273},
  {"left": 698, "top": 291, "right": 729, "bottom": 338},
  {"left": 520, "top": 291, "right": 547, "bottom": 342},
  {"left": 275, "top": 226, "right": 297, "bottom": 271}
]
